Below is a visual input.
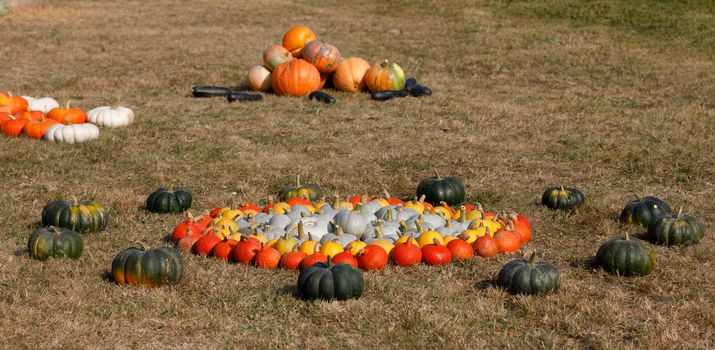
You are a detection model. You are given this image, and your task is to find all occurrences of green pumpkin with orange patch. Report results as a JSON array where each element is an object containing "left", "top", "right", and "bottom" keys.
[{"left": 111, "top": 243, "right": 184, "bottom": 287}]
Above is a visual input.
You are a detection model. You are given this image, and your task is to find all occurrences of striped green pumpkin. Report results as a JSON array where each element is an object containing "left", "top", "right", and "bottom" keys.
[
  {"left": 41, "top": 197, "right": 109, "bottom": 233},
  {"left": 27, "top": 226, "right": 83, "bottom": 261}
]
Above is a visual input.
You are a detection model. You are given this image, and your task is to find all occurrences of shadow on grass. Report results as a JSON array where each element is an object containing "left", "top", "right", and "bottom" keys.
[
  {"left": 570, "top": 255, "right": 599, "bottom": 272},
  {"left": 278, "top": 284, "right": 301, "bottom": 299},
  {"left": 13, "top": 248, "right": 27, "bottom": 257},
  {"left": 473, "top": 279, "right": 496, "bottom": 291},
  {"left": 100, "top": 270, "right": 115, "bottom": 284}
]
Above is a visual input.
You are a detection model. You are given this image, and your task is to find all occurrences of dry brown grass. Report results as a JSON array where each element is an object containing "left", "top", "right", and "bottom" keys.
[{"left": 1, "top": 0, "right": 714, "bottom": 348}]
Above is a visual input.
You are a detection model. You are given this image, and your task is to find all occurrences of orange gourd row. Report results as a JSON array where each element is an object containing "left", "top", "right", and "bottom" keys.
[
  {"left": 247, "top": 25, "right": 406, "bottom": 96},
  {"left": 0, "top": 92, "right": 87, "bottom": 139}
]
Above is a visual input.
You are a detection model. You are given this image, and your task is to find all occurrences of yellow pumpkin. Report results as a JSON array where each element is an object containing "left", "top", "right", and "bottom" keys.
[
  {"left": 418, "top": 231, "right": 445, "bottom": 247},
  {"left": 299, "top": 239, "right": 320, "bottom": 256},
  {"left": 369, "top": 240, "right": 395, "bottom": 255},
  {"left": 272, "top": 202, "right": 292, "bottom": 214},
  {"left": 319, "top": 240, "right": 344, "bottom": 257},
  {"left": 273, "top": 234, "right": 298, "bottom": 255},
  {"left": 345, "top": 240, "right": 367, "bottom": 256},
  {"left": 212, "top": 218, "right": 239, "bottom": 233}
]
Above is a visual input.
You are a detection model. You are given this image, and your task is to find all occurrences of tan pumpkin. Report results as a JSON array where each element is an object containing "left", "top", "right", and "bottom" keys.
[
  {"left": 271, "top": 59, "right": 321, "bottom": 96},
  {"left": 302, "top": 40, "right": 341, "bottom": 74},
  {"left": 247, "top": 65, "right": 272, "bottom": 92},
  {"left": 332, "top": 57, "right": 370, "bottom": 92}
]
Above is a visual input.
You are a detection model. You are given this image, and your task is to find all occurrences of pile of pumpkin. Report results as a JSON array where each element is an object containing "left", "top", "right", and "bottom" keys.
[
  {"left": 167, "top": 176, "right": 532, "bottom": 271},
  {"left": 0, "top": 92, "right": 134, "bottom": 143},
  {"left": 245, "top": 25, "right": 429, "bottom": 99}
]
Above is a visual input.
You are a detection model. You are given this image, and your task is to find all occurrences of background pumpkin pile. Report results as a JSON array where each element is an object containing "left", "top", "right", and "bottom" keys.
[
  {"left": 0, "top": 92, "right": 134, "bottom": 143},
  {"left": 170, "top": 177, "right": 533, "bottom": 272},
  {"left": 246, "top": 25, "right": 410, "bottom": 96}
]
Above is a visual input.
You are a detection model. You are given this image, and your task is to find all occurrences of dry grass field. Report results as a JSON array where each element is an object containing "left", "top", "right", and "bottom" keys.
[{"left": 1, "top": 0, "right": 714, "bottom": 348}]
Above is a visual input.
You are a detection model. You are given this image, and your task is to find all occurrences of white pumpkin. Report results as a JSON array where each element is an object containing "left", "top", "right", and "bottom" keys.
[
  {"left": 87, "top": 106, "right": 134, "bottom": 128},
  {"left": 21, "top": 96, "right": 60, "bottom": 113},
  {"left": 44, "top": 123, "right": 100, "bottom": 144}
]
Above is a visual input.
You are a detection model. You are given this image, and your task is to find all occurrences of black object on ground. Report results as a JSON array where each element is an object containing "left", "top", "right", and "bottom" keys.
[{"left": 308, "top": 91, "right": 336, "bottom": 104}]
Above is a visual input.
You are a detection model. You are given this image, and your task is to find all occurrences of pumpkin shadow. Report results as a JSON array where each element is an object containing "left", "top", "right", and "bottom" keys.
[
  {"left": 230, "top": 84, "right": 252, "bottom": 92},
  {"left": 27, "top": 221, "right": 43, "bottom": 230},
  {"left": 570, "top": 256, "right": 599, "bottom": 271},
  {"left": 473, "top": 279, "right": 496, "bottom": 291},
  {"left": 162, "top": 234, "right": 174, "bottom": 244},
  {"left": 278, "top": 284, "right": 301, "bottom": 299},
  {"left": 13, "top": 248, "right": 27, "bottom": 257},
  {"left": 100, "top": 270, "right": 115, "bottom": 284}
]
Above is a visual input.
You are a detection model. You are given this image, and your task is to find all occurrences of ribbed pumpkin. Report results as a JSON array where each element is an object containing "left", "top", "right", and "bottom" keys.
[
  {"left": 146, "top": 186, "right": 192, "bottom": 213},
  {"left": 1, "top": 115, "right": 28, "bottom": 136},
  {"left": 0, "top": 92, "right": 29, "bottom": 114},
  {"left": 596, "top": 232, "right": 656, "bottom": 277},
  {"left": 271, "top": 59, "right": 321, "bottom": 96},
  {"left": 365, "top": 60, "right": 406, "bottom": 92},
  {"left": 497, "top": 252, "right": 560, "bottom": 295},
  {"left": 23, "top": 117, "right": 59, "bottom": 139},
  {"left": 27, "top": 226, "right": 83, "bottom": 261},
  {"left": 416, "top": 172, "right": 466, "bottom": 206},
  {"left": 41, "top": 197, "right": 109, "bottom": 233},
  {"left": 277, "top": 176, "right": 322, "bottom": 202},
  {"left": 282, "top": 25, "right": 316, "bottom": 57},
  {"left": 620, "top": 195, "right": 671, "bottom": 227},
  {"left": 47, "top": 102, "right": 87, "bottom": 124},
  {"left": 332, "top": 57, "right": 370, "bottom": 92},
  {"left": 111, "top": 243, "right": 184, "bottom": 287},
  {"left": 302, "top": 40, "right": 341, "bottom": 73},
  {"left": 541, "top": 186, "right": 585, "bottom": 210},
  {"left": 298, "top": 261, "right": 363, "bottom": 301},
  {"left": 647, "top": 209, "right": 705, "bottom": 246}
]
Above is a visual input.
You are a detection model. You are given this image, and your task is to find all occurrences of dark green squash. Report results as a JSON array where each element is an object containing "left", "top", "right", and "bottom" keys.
[
  {"left": 596, "top": 232, "right": 656, "bottom": 277},
  {"left": 297, "top": 261, "right": 363, "bottom": 301},
  {"left": 111, "top": 242, "right": 184, "bottom": 287},
  {"left": 620, "top": 195, "right": 671, "bottom": 227},
  {"left": 415, "top": 172, "right": 466, "bottom": 206},
  {"left": 146, "top": 186, "right": 192, "bottom": 213},
  {"left": 541, "top": 186, "right": 585, "bottom": 210},
  {"left": 647, "top": 209, "right": 704, "bottom": 246},
  {"left": 278, "top": 175, "right": 322, "bottom": 202},
  {"left": 41, "top": 197, "right": 109, "bottom": 233},
  {"left": 27, "top": 226, "right": 83, "bottom": 261},
  {"left": 497, "top": 252, "right": 560, "bottom": 295}
]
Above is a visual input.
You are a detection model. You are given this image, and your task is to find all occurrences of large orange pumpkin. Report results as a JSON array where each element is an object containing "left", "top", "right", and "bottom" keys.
[
  {"left": 332, "top": 57, "right": 370, "bottom": 92},
  {"left": 271, "top": 59, "right": 321, "bottom": 96},
  {"left": 0, "top": 92, "right": 29, "bottom": 114},
  {"left": 365, "top": 60, "right": 406, "bottom": 92},
  {"left": 47, "top": 102, "right": 87, "bottom": 124},
  {"left": 23, "top": 117, "right": 59, "bottom": 139},
  {"left": 282, "top": 25, "right": 316, "bottom": 57},
  {"left": 302, "top": 40, "right": 341, "bottom": 73}
]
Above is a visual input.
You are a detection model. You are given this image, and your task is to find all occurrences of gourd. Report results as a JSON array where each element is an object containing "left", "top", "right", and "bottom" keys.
[
  {"left": 596, "top": 232, "right": 656, "bottom": 276},
  {"left": 297, "top": 261, "right": 363, "bottom": 301},
  {"left": 87, "top": 106, "right": 135, "bottom": 128},
  {"left": 146, "top": 186, "right": 192, "bottom": 213},
  {"left": 277, "top": 175, "right": 322, "bottom": 202},
  {"left": 541, "top": 186, "right": 585, "bottom": 210},
  {"left": 497, "top": 252, "right": 560, "bottom": 295},
  {"left": 332, "top": 57, "right": 370, "bottom": 92},
  {"left": 301, "top": 40, "right": 341, "bottom": 73},
  {"left": 647, "top": 209, "right": 705, "bottom": 246},
  {"left": 365, "top": 60, "right": 406, "bottom": 92},
  {"left": 111, "top": 242, "right": 184, "bottom": 287},
  {"left": 44, "top": 122, "right": 100, "bottom": 144},
  {"left": 27, "top": 226, "right": 83, "bottom": 261},
  {"left": 41, "top": 197, "right": 109, "bottom": 233},
  {"left": 416, "top": 172, "right": 466, "bottom": 206}
]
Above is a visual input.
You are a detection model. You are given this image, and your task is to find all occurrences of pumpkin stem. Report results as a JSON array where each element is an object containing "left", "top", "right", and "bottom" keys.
[
  {"left": 332, "top": 194, "right": 340, "bottom": 209},
  {"left": 624, "top": 232, "right": 630, "bottom": 241},
  {"left": 633, "top": 194, "right": 641, "bottom": 201},
  {"left": 432, "top": 238, "right": 441, "bottom": 246},
  {"left": 50, "top": 226, "right": 61, "bottom": 234},
  {"left": 415, "top": 220, "right": 425, "bottom": 233},
  {"left": 167, "top": 184, "right": 174, "bottom": 192},
  {"left": 559, "top": 185, "right": 565, "bottom": 192},
  {"left": 528, "top": 251, "right": 537, "bottom": 264},
  {"left": 185, "top": 210, "right": 194, "bottom": 221},
  {"left": 71, "top": 195, "right": 79, "bottom": 206},
  {"left": 399, "top": 220, "right": 409, "bottom": 233},
  {"left": 677, "top": 207, "right": 683, "bottom": 219},
  {"left": 296, "top": 174, "right": 301, "bottom": 187},
  {"left": 334, "top": 224, "right": 344, "bottom": 236},
  {"left": 383, "top": 188, "right": 391, "bottom": 200},
  {"left": 386, "top": 209, "right": 394, "bottom": 222},
  {"left": 375, "top": 227, "right": 384, "bottom": 239},
  {"left": 297, "top": 221, "right": 306, "bottom": 240},
  {"left": 418, "top": 194, "right": 426, "bottom": 203},
  {"left": 135, "top": 241, "right": 150, "bottom": 251},
  {"left": 444, "top": 220, "right": 452, "bottom": 228},
  {"left": 66, "top": 100, "right": 71, "bottom": 109},
  {"left": 434, "top": 170, "right": 441, "bottom": 179},
  {"left": 460, "top": 206, "right": 466, "bottom": 223}
]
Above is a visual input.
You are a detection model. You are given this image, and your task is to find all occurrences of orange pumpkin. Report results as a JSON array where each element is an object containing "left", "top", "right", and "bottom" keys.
[
  {"left": 0, "top": 105, "right": 12, "bottom": 114},
  {"left": 365, "top": 60, "right": 406, "bottom": 92},
  {"left": 282, "top": 25, "right": 316, "bottom": 57},
  {"left": 271, "top": 59, "right": 321, "bottom": 96},
  {"left": 0, "top": 112, "right": 11, "bottom": 123},
  {"left": 1, "top": 116, "right": 29, "bottom": 137},
  {"left": 263, "top": 45, "right": 293, "bottom": 71},
  {"left": 332, "top": 57, "right": 370, "bottom": 92},
  {"left": 15, "top": 110, "right": 44, "bottom": 121},
  {"left": 302, "top": 40, "right": 341, "bottom": 73},
  {"left": 23, "top": 117, "right": 59, "bottom": 139},
  {"left": 47, "top": 102, "right": 87, "bottom": 124},
  {"left": 0, "top": 92, "right": 29, "bottom": 114}
]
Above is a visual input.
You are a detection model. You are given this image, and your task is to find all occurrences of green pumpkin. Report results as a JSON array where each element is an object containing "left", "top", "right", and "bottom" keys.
[
  {"left": 298, "top": 261, "right": 363, "bottom": 301},
  {"left": 647, "top": 209, "right": 704, "bottom": 246},
  {"left": 596, "top": 232, "right": 656, "bottom": 277},
  {"left": 277, "top": 175, "right": 322, "bottom": 202},
  {"left": 111, "top": 243, "right": 184, "bottom": 287},
  {"left": 497, "top": 252, "right": 560, "bottom": 295},
  {"left": 541, "top": 186, "right": 584, "bottom": 210},
  {"left": 27, "top": 226, "right": 83, "bottom": 261},
  {"left": 146, "top": 186, "right": 192, "bottom": 213},
  {"left": 620, "top": 195, "right": 671, "bottom": 227},
  {"left": 41, "top": 197, "right": 109, "bottom": 233},
  {"left": 415, "top": 172, "right": 465, "bottom": 206}
]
